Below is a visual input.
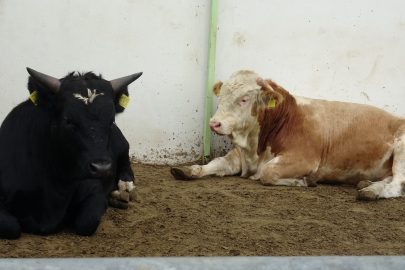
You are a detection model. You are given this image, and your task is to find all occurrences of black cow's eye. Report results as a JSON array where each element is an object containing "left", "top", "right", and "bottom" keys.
[{"left": 63, "top": 119, "right": 75, "bottom": 130}]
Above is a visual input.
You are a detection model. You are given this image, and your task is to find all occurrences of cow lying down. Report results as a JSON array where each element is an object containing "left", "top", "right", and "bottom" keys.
[
  {"left": 171, "top": 70, "right": 405, "bottom": 201},
  {"left": 0, "top": 68, "right": 141, "bottom": 239}
]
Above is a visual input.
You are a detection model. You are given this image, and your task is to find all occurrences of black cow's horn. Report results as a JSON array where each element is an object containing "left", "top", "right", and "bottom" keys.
[
  {"left": 110, "top": 72, "right": 143, "bottom": 92},
  {"left": 26, "top": 67, "right": 61, "bottom": 93}
]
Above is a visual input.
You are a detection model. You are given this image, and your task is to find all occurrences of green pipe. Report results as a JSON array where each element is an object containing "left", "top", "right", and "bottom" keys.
[{"left": 203, "top": 0, "right": 219, "bottom": 164}]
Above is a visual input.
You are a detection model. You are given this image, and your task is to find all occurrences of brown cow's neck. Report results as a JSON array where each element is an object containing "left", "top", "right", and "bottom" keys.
[{"left": 257, "top": 86, "right": 301, "bottom": 156}]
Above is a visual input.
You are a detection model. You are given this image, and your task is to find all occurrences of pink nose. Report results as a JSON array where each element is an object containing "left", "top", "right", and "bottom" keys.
[{"left": 209, "top": 122, "right": 221, "bottom": 132}]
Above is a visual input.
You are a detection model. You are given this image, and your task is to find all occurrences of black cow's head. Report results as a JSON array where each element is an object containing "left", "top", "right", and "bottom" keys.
[{"left": 26, "top": 68, "right": 142, "bottom": 180}]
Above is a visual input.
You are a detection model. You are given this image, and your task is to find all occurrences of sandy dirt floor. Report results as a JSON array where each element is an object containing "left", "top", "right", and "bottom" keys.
[{"left": 1, "top": 163, "right": 405, "bottom": 258}]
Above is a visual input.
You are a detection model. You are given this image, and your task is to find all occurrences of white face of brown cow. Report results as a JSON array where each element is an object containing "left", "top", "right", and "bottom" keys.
[
  {"left": 209, "top": 70, "right": 284, "bottom": 138},
  {"left": 209, "top": 70, "right": 284, "bottom": 150},
  {"left": 209, "top": 70, "right": 262, "bottom": 136}
]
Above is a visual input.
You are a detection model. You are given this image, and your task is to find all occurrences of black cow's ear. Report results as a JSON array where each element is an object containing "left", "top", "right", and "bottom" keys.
[
  {"left": 26, "top": 68, "right": 60, "bottom": 107},
  {"left": 110, "top": 71, "right": 142, "bottom": 114},
  {"left": 113, "top": 86, "right": 130, "bottom": 114},
  {"left": 26, "top": 68, "right": 60, "bottom": 93},
  {"left": 27, "top": 76, "right": 55, "bottom": 106}
]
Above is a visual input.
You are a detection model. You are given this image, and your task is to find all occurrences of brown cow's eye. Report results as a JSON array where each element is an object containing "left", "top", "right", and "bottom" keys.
[{"left": 239, "top": 97, "right": 249, "bottom": 105}]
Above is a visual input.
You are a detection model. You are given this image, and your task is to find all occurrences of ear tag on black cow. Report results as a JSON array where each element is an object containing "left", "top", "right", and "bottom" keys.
[
  {"left": 268, "top": 97, "right": 276, "bottom": 108},
  {"left": 29, "top": 91, "right": 38, "bottom": 106},
  {"left": 119, "top": 94, "right": 130, "bottom": 108}
]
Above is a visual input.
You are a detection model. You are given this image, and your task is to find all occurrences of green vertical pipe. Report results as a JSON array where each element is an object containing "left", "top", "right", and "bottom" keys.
[{"left": 203, "top": 0, "right": 219, "bottom": 164}]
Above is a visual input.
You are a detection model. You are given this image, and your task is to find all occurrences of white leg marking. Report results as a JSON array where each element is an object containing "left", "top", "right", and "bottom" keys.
[
  {"left": 274, "top": 178, "right": 308, "bottom": 187},
  {"left": 118, "top": 180, "right": 135, "bottom": 192},
  {"left": 358, "top": 176, "right": 393, "bottom": 198},
  {"left": 183, "top": 165, "right": 203, "bottom": 178}
]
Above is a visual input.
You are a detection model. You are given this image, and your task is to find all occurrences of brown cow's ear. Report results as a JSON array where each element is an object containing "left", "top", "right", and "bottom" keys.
[
  {"left": 212, "top": 81, "right": 223, "bottom": 97},
  {"left": 256, "top": 78, "right": 284, "bottom": 108}
]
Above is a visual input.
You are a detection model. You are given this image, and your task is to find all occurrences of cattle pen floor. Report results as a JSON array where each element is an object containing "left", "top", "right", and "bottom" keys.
[{"left": 1, "top": 163, "right": 405, "bottom": 258}]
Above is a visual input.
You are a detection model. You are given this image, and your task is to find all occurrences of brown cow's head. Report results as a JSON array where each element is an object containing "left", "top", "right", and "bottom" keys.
[{"left": 209, "top": 70, "right": 283, "bottom": 139}]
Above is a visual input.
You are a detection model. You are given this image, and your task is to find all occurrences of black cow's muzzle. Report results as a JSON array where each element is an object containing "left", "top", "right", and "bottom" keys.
[{"left": 88, "top": 161, "right": 112, "bottom": 179}]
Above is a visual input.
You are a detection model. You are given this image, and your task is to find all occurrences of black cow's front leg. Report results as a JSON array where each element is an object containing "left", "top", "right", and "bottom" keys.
[
  {"left": 108, "top": 125, "right": 135, "bottom": 209},
  {"left": 74, "top": 192, "right": 108, "bottom": 236},
  {"left": 21, "top": 188, "right": 74, "bottom": 236},
  {"left": 108, "top": 171, "right": 135, "bottom": 210},
  {"left": 0, "top": 203, "right": 21, "bottom": 239},
  {"left": 69, "top": 180, "right": 109, "bottom": 236}
]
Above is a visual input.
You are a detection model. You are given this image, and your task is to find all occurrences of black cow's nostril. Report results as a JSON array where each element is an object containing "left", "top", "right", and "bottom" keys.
[{"left": 89, "top": 162, "right": 112, "bottom": 179}]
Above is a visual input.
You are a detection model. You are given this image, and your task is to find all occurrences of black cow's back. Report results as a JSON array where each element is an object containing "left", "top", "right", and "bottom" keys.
[{"left": 0, "top": 99, "right": 54, "bottom": 221}]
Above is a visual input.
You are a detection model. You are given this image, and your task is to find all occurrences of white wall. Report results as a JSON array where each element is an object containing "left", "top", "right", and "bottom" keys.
[
  {"left": 1, "top": 0, "right": 405, "bottom": 164},
  {"left": 0, "top": 0, "right": 210, "bottom": 165}
]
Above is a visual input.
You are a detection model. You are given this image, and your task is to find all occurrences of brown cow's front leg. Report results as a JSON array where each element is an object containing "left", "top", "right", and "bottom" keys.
[
  {"left": 259, "top": 154, "right": 319, "bottom": 187},
  {"left": 171, "top": 147, "right": 242, "bottom": 180}
]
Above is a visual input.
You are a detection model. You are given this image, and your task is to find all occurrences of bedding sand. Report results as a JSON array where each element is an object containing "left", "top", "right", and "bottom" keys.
[{"left": 1, "top": 163, "right": 405, "bottom": 257}]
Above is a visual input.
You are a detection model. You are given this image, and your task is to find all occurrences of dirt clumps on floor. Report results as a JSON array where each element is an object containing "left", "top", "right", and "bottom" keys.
[{"left": 1, "top": 163, "right": 405, "bottom": 258}]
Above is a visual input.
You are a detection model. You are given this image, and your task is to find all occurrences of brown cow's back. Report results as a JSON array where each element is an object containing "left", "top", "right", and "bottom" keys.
[{"left": 295, "top": 97, "right": 405, "bottom": 185}]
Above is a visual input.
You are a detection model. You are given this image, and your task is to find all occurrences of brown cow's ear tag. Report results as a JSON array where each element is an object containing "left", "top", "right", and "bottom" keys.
[
  {"left": 268, "top": 97, "right": 276, "bottom": 108},
  {"left": 29, "top": 91, "right": 38, "bottom": 106},
  {"left": 119, "top": 94, "right": 130, "bottom": 108},
  {"left": 215, "top": 88, "right": 220, "bottom": 97}
]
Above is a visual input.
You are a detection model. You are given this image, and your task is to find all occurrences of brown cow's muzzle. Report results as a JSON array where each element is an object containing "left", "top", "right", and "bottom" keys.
[{"left": 209, "top": 121, "right": 222, "bottom": 132}]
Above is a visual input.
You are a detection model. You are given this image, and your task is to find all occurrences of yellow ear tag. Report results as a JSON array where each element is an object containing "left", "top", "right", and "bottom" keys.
[
  {"left": 119, "top": 94, "right": 130, "bottom": 108},
  {"left": 268, "top": 97, "right": 276, "bottom": 108},
  {"left": 29, "top": 91, "right": 38, "bottom": 106}
]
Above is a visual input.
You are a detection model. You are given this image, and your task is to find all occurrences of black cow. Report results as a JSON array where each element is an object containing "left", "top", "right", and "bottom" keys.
[{"left": 0, "top": 68, "right": 142, "bottom": 239}]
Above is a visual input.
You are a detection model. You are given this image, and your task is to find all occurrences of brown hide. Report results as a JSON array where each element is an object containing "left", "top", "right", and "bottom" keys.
[
  {"left": 257, "top": 80, "right": 304, "bottom": 156},
  {"left": 255, "top": 79, "right": 405, "bottom": 183}
]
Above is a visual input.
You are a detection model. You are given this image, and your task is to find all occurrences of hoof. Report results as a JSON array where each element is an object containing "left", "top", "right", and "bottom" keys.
[
  {"left": 108, "top": 190, "right": 130, "bottom": 209},
  {"left": 357, "top": 180, "right": 373, "bottom": 190},
  {"left": 108, "top": 197, "right": 129, "bottom": 209},
  {"left": 262, "top": 182, "right": 273, "bottom": 186},
  {"left": 357, "top": 189, "right": 379, "bottom": 201},
  {"left": 170, "top": 167, "right": 194, "bottom": 180},
  {"left": 303, "top": 176, "right": 317, "bottom": 187},
  {"left": 260, "top": 179, "right": 276, "bottom": 186}
]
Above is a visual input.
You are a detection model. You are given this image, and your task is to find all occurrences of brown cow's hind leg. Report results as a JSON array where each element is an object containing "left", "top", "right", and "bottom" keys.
[
  {"left": 357, "top": 136, "right": 405, "bottom": 200},
  {"left": 259, "top": 154, "right": 319, "bottom": 187},
  {"left": 357, "top": 176, "right": 393, "bottom": 200}
]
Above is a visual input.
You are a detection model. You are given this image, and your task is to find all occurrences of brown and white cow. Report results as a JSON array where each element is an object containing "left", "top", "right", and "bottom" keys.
[{"left": 171, "top": 70, "right": 405, "bottom": 201}]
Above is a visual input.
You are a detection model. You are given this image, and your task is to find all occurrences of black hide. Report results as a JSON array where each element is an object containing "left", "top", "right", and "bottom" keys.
[{"left": 0, "top": 70, "right": 141, "bottom": 239}]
